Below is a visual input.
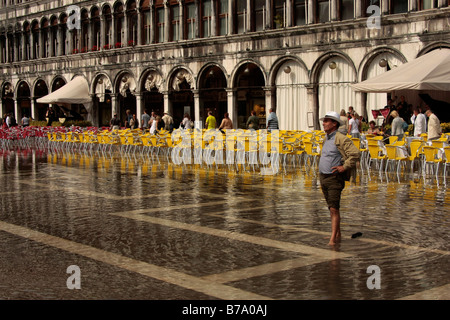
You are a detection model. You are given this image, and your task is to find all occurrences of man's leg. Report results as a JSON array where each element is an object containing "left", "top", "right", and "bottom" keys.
[{"left": 329, "top": 207, "right": 341, "bottom": 246}]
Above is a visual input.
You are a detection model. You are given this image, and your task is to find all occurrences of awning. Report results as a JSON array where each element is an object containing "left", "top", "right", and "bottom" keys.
[
  {"left": 352, "top": 49, "right": 450, "bottom": 92},
  {"left": 37, "top": 76, "right": 92, "bottom": 105}
]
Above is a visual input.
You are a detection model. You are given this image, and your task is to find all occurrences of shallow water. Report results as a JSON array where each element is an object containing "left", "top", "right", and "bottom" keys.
[{"left": 0, "top": 147, "right": 449, "bottom": 300}]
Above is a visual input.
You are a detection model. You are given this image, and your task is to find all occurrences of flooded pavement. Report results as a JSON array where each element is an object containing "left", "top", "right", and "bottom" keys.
[{"left": 0, "top": 147, "right": 449, "bottom": 301}]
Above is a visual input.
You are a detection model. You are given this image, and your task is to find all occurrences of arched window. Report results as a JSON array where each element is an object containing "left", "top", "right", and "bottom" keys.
[
  {"left": 91, "top": 7, "right": 101, "bottom": 51},
  {"left": 50, "top": 17, "right": 58, "bottom": 57},
  {"left": 31, "top": 21, "right": 39, "bottom": 59},
  {"left": 60, "top": 14, "right": 68, "bottom": 55},
  {"left": 103, "top": 5, "right": 112, "bottom": 49},
  {"left": 419, "top": 0, "right": 437, "bottom": 9},
  {"left": 114, "top": 3, "right": 125, "bottom": 47},
  {"left": 41, "top": 18, "right": 49, "bottom": 58},
  {"left": 23, "top": 22, "right": 31, "bottom": 60},
  {"left": 127, "top": 1, "right": 138, "bottom": 46},
  {"left": 235, "top": 0, "right": 247, "bottom": 33}
]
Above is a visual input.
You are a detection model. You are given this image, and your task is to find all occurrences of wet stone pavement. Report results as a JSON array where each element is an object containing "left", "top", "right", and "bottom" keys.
[{"left": 0, "top": 147, "right": 449, "bottom": 301}]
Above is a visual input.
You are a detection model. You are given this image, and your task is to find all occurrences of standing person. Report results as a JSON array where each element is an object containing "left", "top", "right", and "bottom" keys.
[
  {"left": 410, "top": 107, "right": 426, "bottom": 137},
  {"left": 205, "top": 111, "right": 216, "bottom": 130},
  {"left": 426, "top": 109, "right": 442, "bottom": 141},
  {"left": 21, "top": 113, "right": 30, "bottom": 127},
  {"left": 348, "top": 112, "right": 361, "bottom": 139},
  {"left": 266, "top": 108, "right": 279, "bottom": 130},
  {"left": 181, "top": 113, "right": 193, "bottom": 129},
  {"left": 218, "top": 112, "right": 233, "bottom": 130},
  {"left": 124, "top": 109, "right": 133, "bottom": 128},
  {"left": 162, "top": 112, "right": 174, "bottom": 131},
  {"left": 46, "top": 106, "right": 56, "bottom": 126},
  {"left": 338, "top": 109, "right": 349, "bottom": 135},
  {"left": 141, "top": 109, "right": 150, "bottom": 132},
  {"left": 246, "top": 110, "right": 260, "bottom": 130},
  {"left": 318, "top": 111, "right": 361, "bottom": 246},
  {"left": 129, "top": 114, "right": 139, "bottom": 129},
  {"left": 149, "top": 116, "right": 159, "bottom": 134},
  {"left": 397, "top": 95, "right": 410, "bottom": 124},
  {"left": 110, "top": 113, "right": 121, "bottom": 130},
  {"left": 390, "top": 111, "right": 405, "bottom": 141}
]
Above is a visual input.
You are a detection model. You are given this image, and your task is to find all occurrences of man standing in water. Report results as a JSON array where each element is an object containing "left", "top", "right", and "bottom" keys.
[{"left": 319, "top": 111, "right": 360, "bottom": 245}]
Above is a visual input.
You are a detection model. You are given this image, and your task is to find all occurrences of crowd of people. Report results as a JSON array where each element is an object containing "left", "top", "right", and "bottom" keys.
[{"left": 1, "top": 112, "right": 31, "bottom": 129}]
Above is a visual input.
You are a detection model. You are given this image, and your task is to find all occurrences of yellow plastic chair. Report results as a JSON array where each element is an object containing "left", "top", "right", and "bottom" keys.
[
  {"left": 422, "top": 146, "right": 444, "bottom": 179},
  {"left": 384, "top": 145, "right": 408, "bottom": 174},
  {"left": 367, "top": 143, "right": 387, "bottom": 174}
]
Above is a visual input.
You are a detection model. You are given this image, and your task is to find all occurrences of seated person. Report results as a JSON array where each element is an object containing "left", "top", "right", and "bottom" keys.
[{"left": 367, "top": 121, "right": 380, "bottom": 135}]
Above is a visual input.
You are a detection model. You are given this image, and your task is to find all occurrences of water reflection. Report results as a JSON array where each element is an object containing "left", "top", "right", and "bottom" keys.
[{"left": 1, "top": 147, "right": 449, "bottom": 299}]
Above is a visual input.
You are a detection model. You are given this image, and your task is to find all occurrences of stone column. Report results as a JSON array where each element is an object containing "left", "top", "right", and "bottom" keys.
[
  {"left": 306, "top": 85, "right": 317, "bottom": 129},
  {"left": 137, "top": 8, "right": 143, "bottom": 45},
  {"left": 193, "top": 89, "right": 201, "bottom": 126},
  {"left": 263, "top": 86, "right": 273, "bottom": 120},
  {"left": 164, "top": 0, "right": 170, "bottom": 42},
  {"left": 330, "top": 0, "right": 338, "bottom": 21},
  {"left": 136, "top": 93, "right": 143, "bottom": 125},
  {"left": 178, "top": 1, "right": 184, "bottom": 40},
  {"left": 31, "top": 98, "right": 37, "bottom": 121},
  {"left": 149, "top": 5, "right": 155, "bottom": 43},
  {"left": 286, "top": 0, "right": 293, "bottom": 27},
  {"left": 265, "top": 0, "right": 271, "bottom": 29},
  {"left": 111, "top": 94, "right": 118, "bottom": 116},
  {"left": 211, "top": 0, "right": 217, "bottom": 36},
  {"left": 355, "top": 0, "right": 363, "bottom": 18},
  {"left": 39, "top": 30, "right": 45, "bottom": 58},
  {"left": 111, "top": 13, "right": 116, "bottom": 46},
  {"left": 100, "top": 14, "right": 106, "bottom": 49},
  {"left": 0, "top": 99, "right": 4, "bottom": 118},
  {"left": 307, "top": 0, "right": 314, "bottom": 24},
  {"left": 381, "top": 0, "right": 389, "bottom": 14},
  {"left": 13, "top": 33, "right": 18, "bottom": 62},
  {"left": 162, "top": 91, "right": 171, "bottom": 116},
  {"left": 14, "top": 99, "right": 20, "bottom": 121},
  {"left": 228, "top": 0, "right": 233, "bottom": 34},
  {"left": 226, "top": 88, "right": 236, "bottom": 130}
]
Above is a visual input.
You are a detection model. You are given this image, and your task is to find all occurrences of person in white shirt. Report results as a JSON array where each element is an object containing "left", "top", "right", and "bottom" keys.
[
  {"left": 348, "top": 112, "right": 361, "bottom": 139},
  {"left": 425, "top": 109, "right": 442, "bottom": 141},
  {"left": 410, "top": 107, "right": 426, "bottom": 137}
]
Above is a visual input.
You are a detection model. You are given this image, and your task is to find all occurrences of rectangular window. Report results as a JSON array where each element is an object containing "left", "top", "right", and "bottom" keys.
[
  {"left": 219, "top": 0, "right": 228, "bottom": 35},
  {"left": 157, "top": 7, "right": 165, "bottom": 43},
  {"left": 143, "top": 10, "right": 151, "bottom": 44},
  {"left": 202, "top": 0, "right": 212, "bottom": 37},
  {"left": 341, "top": 0, "right": 354, "bottom": 20},
  {"left": 420, "top": 0, "right": 436, "bottom": 9},
  {"left": 254, "top": 0, "right": 265, "bottom": 31},
  {"left": 317, "top": 0, "right": 329, "bottom": 23},
  {"left": 274, "top": 0, "right": 285, "bottom": 29},
  {"left": 236, "top": 0, "right": 246, "bottom": 34},
  {"left": 392, "top": 0, "right": 408, "bottom": 13},
  {"left": 294, "top": 0, "right": 306, "bottom": 26},
  {"left": 186, "top": 3, "right": 196, "bottom": 39},
  {"left": 172, "top": 5, "right": 180, "bottom": 41}
]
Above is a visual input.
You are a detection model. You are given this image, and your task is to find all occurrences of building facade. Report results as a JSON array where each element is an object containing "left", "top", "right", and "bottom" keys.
[{"left": 1, "top": 0, "right": 449, "bottom": 129}]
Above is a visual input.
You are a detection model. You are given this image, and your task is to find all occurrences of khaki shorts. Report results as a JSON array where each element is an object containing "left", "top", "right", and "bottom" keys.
[{"left": 319, "top": 173, "right": 346, "bottom": 210}]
